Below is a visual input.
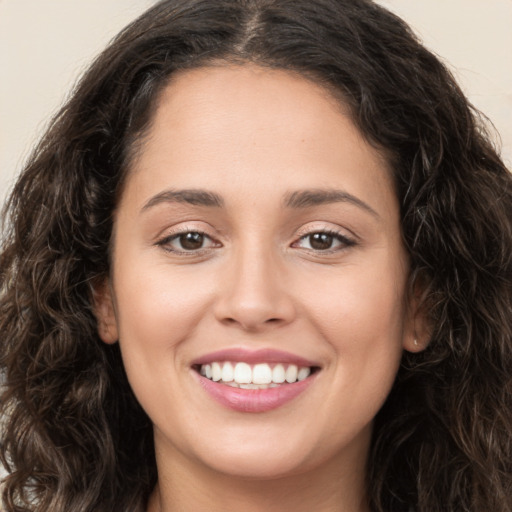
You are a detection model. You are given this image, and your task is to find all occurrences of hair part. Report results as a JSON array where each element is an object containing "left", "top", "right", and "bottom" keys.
[{"left": 1, "top": 1, "right": 511, "bottom": 511}]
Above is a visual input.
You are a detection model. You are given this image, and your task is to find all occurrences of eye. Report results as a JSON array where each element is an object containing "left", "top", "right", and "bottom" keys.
[
  {"left": 293, "top": 231, "right": 355, "bottom": 252},
  {"left": 157, "top": 230, "right": 219, "bottom": 253}
]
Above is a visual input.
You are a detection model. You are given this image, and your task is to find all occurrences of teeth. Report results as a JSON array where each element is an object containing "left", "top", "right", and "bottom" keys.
[
  {"left": 252, "top": 363, "right": 272, "bottom": 384},
  {"left": 221, "top": 362, "right": 234, "bottom": 382},
  {"left": 198, "top": 362, "right": 313, "bottom": 385},
  {"left": 285, "top": 365, "right": 298, "bottom": 383},
  {"left": 211, "top": 362, "right": 222, "bottom": 382},
  {"left": 239, "top": 383, "right": 260, "bottom": 389},
  {"left": 272, "top": 364, "right": 286, "bottom": 383},
  {"left": 234, "top": 362, "right": 252, "bottom": 384},
  {"left": 297, "top": 367, "right": 311, "bottom": 381},
  {"left": 223, "top": 382, "right": 281, "bottom": 389}
]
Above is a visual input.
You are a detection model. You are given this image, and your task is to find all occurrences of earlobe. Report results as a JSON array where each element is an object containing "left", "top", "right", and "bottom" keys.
[
  {"left": 92, "top": 278, "right": 119, "bottom": 344},
  {"left": 403, "top": 316, "right": 430, "bottom": 353},
  {"left": 403, "top": 280, "right": 431, "bottom": 353},
  {"left": 404, "top": 333, "right": 428, "bottom": 353}
]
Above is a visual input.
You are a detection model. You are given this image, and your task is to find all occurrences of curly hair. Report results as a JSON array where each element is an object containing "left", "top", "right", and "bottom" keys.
[{"left": 1, "top": 0, "right": 511, "bottom": 510}]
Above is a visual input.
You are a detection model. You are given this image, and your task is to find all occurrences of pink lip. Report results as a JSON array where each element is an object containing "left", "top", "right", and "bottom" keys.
[
  {"left": 194, "top": 371, "right": 317, "bottom": 413},
  {"left": 191, "top": 347, "right": 319, "bottom": 367}
]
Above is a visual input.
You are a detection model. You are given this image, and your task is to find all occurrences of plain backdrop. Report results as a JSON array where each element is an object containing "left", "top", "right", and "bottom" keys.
[{"left": 1, "top": 0, "right": 511, "bottom": 208}]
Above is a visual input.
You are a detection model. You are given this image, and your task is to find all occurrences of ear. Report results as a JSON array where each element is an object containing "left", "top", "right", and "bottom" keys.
[
  {"left": 92, "top": 278, "right": 119, "bottom": 344},
  {"left": 403, "top": 279, "right": 431, "bottom": 353}
]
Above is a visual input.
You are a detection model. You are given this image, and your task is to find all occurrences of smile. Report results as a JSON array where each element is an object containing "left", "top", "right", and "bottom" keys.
[
  {"left": 191, "top": 348, "right": 320, "bottom": 412},
  {"left": 197, "top": 362, "right": 313, "bottom": 389}
]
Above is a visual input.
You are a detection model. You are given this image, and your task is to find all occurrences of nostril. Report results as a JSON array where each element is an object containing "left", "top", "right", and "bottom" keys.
[{"left": 220, "top": 315, "right": 285, "bottom": 330}]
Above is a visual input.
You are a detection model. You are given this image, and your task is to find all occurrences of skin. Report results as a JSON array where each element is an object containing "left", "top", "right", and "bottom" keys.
[{"left": 95, "top": 65, "right": 425, "bottom": 512}]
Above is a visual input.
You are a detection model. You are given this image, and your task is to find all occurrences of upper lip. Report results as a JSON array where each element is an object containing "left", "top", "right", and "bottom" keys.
[{"left": 191, "top": 348, "right": 320, "bottom": 368}]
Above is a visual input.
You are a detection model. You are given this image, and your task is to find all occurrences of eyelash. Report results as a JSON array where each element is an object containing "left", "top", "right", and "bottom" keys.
[
  {"left": 155, "top": 228, "right": 356, "bottom": 255},
  {"left": 156, "top": 229, "right": 218, "bottom": 255},
  {"left": 292, "top": 229, "right": 356, "bottom": 253}
]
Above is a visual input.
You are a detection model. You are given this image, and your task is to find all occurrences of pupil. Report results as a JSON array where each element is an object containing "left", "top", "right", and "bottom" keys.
[
  {"left": 310, "top": 233, "right": 333, "bottom": 250},
  {"left": 180, "top": 232, "right": 204, "bottom": 250}
]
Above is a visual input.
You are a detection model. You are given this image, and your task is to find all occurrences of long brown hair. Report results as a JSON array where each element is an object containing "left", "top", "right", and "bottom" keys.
[{"left": 1, "top": 1, "right": 511, "bottom": 510}]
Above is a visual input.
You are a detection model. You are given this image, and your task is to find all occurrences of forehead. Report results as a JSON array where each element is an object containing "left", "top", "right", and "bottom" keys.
[
  {"left": 145, "top": 65, "right": 356, "bottom": 159},
  {"left": 122, "top": 64, "right": 396, "bottom": 218}
]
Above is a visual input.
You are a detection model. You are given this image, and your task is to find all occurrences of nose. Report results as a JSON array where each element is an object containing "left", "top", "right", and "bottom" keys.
[{"left": 213, "top": 245, "right": 296, "bottom": 332}]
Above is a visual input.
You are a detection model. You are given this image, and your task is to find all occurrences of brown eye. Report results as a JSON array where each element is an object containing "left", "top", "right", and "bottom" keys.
[
  {"left": 293, "top": 230, "right": 355, "bottom": 252},
  {"left": 158, "top": 230, "right": 219, "bottom": 253},
  {"left": 309, "top": 233, "right": 334, "bottom": 250},
  {"left": 179, "top": 232, "right": 205, "bottom": 250}
]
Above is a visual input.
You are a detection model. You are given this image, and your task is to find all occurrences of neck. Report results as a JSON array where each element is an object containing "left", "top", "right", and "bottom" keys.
[{"left": 147, "top": 438, "right": 371, "bottom": 512}]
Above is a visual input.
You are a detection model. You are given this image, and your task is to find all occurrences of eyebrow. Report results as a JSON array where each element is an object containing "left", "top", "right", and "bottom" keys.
[
  {"left": 142, "top": 189, "right": 224, "bottom": 211},
  {"left": 284, "top": 189, "right": 380, "bottom": 218},
  {"left": 141, "top": 187, "right": 379, "bottom": 218}
]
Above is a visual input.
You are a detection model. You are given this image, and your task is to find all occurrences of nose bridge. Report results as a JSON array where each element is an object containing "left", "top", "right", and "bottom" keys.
[{"left": 214, "top": 237, "right": 295, "bottom": 330}]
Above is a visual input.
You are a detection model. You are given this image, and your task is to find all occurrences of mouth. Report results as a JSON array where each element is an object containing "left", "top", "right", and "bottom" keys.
[
  {"left": 191, "top": 348, "right": 321, "bottom": 413},
  {"left": 192, "top": 361, "right": 320, "bottom": 389}
]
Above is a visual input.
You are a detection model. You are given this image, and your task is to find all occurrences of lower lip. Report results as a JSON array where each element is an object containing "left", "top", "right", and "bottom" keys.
[{"left": 194, "top": 372, "right": 317, "bottom": 413}]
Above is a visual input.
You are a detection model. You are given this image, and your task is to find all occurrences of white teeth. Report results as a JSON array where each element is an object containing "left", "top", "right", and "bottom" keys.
[
  {"left": 272, "top": 364, "right": 286, "bottom": 383},
  {"left": 234, "top": 362, "right": 252, "bottom": 384},
  {"left": 211, "top": 362, "right": 222, "bottom": 382},
  {"left": 285, "top": 365, "right": 298, "bottom": 383},
  {"left": 221, "top": 362, "right": 234, "bottom": 382},
  {"left": 224, "top": 381, "right": 283, "bottom": 389},
  {"left": 198, "top": 361, "right": 315, "bottom": 385},
  {"left": 252, "top": 363, "right": 272, "bottom": 384},
  {"left": 297, "top": 367, "right": 311, "bottom": 381}
]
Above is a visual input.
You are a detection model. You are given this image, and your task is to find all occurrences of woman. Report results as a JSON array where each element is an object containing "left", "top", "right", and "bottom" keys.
[{"left": 1, "top": 0, "right": 510, "bottom": 511}]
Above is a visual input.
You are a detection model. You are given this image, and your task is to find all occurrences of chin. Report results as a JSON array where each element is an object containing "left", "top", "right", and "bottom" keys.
[
  {"left": 183, "top": 425, "right": 334, "bottom": 481},
  {"left": 200, "top": 448, "right": 314, "bottom": 480}
]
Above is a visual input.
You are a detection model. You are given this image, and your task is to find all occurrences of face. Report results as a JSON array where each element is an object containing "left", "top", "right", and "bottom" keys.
[{"left": 96, "top": 65, "right": 420, "bottom": 482}]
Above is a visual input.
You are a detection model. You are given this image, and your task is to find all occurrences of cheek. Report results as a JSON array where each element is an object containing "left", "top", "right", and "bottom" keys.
[
  {"left": 300, "top": 269, "right": 405, "bottom": 441},
  {"left": 112, "top": 258, "right": 217, "bottom": 365},
  {"left": 297, "top": 256, "right": 406, "bottom": 395},
  {"left": 110, "top": 260, "right": 219, "bottom": 427},
  {"left": 300, "top": 257, "right": 407, "bottom": 342}
]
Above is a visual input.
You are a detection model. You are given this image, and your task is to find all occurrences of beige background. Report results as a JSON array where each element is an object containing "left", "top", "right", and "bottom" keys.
[{"left": 1, "top": 0, "right": 511, "bottom": 207}]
